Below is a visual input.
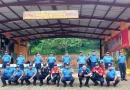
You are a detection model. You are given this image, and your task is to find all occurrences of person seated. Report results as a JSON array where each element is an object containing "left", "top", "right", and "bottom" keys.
[{"left": 106, "top": 64, "right": 120, "bottom": 87}]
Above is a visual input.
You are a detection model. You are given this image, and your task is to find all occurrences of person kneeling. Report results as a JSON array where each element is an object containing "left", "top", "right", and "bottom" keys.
[
  {"left": 61, "top": 63, "right": 75, "bottom": 87},
  {"left": 47, "top": 64, "right": 61, "bottom": 87},
  {"left": 106, "top": 64, "right": 120, "bottom": 87},
  {"left": 20, "top": 63, "right": 37, "bottom": 86},
  {"left": 78, "top": 64, "right": 92, "bottom": 87},
  {"left": 91, "top": 63, "right": 104, "bottom": 86}
]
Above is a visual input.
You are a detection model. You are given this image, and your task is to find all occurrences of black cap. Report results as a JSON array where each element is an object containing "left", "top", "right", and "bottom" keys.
[
  {"left": 16, "top": 65, "right": 20, "bottom": 68},
  {"left": 5, "top": 51, "right": 8, "bottom": 53},
  {"left": 92, "top": 50, "right": 95, "bottom": 52},
  {"left": 43, "top": 63, "right": 46, "bottom": 66},
  {"left": 29, "top": 63, "right": 33, "bottom": 66},
  {"left": 108, "top": 63, "right": 112, "bottom": 67},
  {"left": 6, "top": 63, "right": 10, "bottom": 66},
  {"left": 95, "top": 63, "right": 99, "bottom": 66},
  {"left": 106, "top": 52, "right": 109, "bottom": 54},
  {"left": 65, "top": 63, "right": 69, "bottom": 66},
  {"left": 80, "top": 51, "right": 83, "bottom": 53},
  {"left": 50, "top": 52, "right": 53, "bottom": 54},
  {"left": 54, "top": 63, "right": 57, "bottom": 66},
  {"left": 37, "top": 52, "right": 40, "bottom": 54}
]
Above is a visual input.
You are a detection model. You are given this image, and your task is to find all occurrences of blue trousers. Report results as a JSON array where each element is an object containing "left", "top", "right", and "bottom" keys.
[
  {"left": 79, "top": 76, "right": 90, "bottom": 85},
  {"left": 91, "top": 76, "right": 104, "bottom": 86},
  {"left": 8, "top": 76, "right": 19, "bottom": 84},
  {"left": 91, "top": 62, "right": 96, "bottom": 69},
  {"left": 61, "top": 77, "right": 75, "bottom": 85},
  {"left": 35, "top": 63, "right": 41, "bottom": 70},
  {"left": 106, "top": 76, "right": 120, "bottom": 86},
  {"left": 119, "top": 63, "right": 126, "bottom": 79},
  {"left": 79, "top": 64, "right": 84, "bottom": 69},
  {"left": 48, "top": 63, "right": 54, "bottom": 70},
  {"left": 18, "top": 64, "right": 24, "bottom": 70},
  {"left": 20, "top": 75, "right": 37, "bottom": 84},
  {"left": 1, "top": 76, "right": 10, "bottom": 85},
  {"left": 47, "top": 75, "right": 60, "bottom": 85},
  {"left": 2, "top": 62, "right": 9, "bottom": 69},
  {"left": 105, "top": 63, "right": 112, "bottom": 69},
  {"left": 34, "top": 74, "right": 49, "bottom": 84}
]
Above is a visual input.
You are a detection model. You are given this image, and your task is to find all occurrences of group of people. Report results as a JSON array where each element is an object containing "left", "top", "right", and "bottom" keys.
[{"left": 0, "top": 50, "right": 127, "bottom": 88}]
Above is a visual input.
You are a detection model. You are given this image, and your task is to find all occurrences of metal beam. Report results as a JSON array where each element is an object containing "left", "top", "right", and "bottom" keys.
[
  {"left": 11, "top": 29, "right": 108, "bottom": 38},
  {"left": 0, "top": 0, "right": 130, "bottom": 8},
  {"left": 23, "top": 34, "right": 102, "bottom": 41},
  {"left": 1, "top": 16, "right": 130, "bottom": 25}
]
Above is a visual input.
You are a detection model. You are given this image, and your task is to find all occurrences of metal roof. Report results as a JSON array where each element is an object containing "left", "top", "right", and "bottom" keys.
[{"left": 0, "top": 0, "right": 130, "bottom": 41}]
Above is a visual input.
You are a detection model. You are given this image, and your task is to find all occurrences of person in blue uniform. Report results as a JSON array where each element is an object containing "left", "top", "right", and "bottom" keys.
[
  {"left": 89, "top": 50, "right": 98, "bottom": 69},
  {"left": 78, "top": 65, "right": 92, "bottom": 87},
  {"left": 47, "top": 64, "right": 61, "bottom": 87},
  {"left": 77, "top": 51, "right": 87, "bottom": 68},
  {"left": 34, "top": 63, "right": 50, "bottom": 86},
  {"left": 106, "top": 64, "right": 120, "bottom": 87},
  {"left": 1, "top": 63, "right": 15, "bottom": 87},
  {"left": 20, "top": 63, "right": 37, "bottom": 86},
  {"left": 16, "top": 53, "right": 26, "bottom": 70},
  {"left": 91, "top": 63, "right": 104, "bottom": 86},
  {"left": 103, "top": 52, "right": 113, "bottom": 69},
  {"left": 61, "top": 63, "right": 75, "bottom": 87},
  {"left": 34, "top": 52, "right": 43, "bottom": 70},
  {"left": 8, "top": 65, "right": 24, "bottom": 85},
  {"left": 47, "top": 52, "right": 56, "bottom": 70},
  {"left": 2, "top": 51, "right": 11, "bottom": 69},
  {"left": 62, "top": 51, "right": 71, "bottom": 67},
  {"left": 117, "top": 51, "right": 127, "bottom": 81}
]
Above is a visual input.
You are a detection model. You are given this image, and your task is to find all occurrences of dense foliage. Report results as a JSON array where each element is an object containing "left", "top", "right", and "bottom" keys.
[{"left": 28, "top": 38, "right": 100, "bottom": 55}]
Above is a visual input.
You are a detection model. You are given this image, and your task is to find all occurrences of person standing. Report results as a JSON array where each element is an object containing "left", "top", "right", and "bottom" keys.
[
  {"left": 106, "top": 64, "right": 120, "bottom": 87},
  {"left": 20, "top": 63, "right": 37, "bottom": 86},
  {"left": 8, "top": 65, "right": 24, "bottom": 85},
  {"left": 117, "top": 51, "right": 127, "bottom": 81},
  {"left": 61, "top": 63, "right": 75, "bottom": 87},
  {"left": 16, "top": 53, "right": 26, "bottom": 70},
  {"left": 103, "top": 52, "right": 113, "bottom": 69},
  {"left": 34, "top": 52, "right": 43, "bottom": 70},
  {"left": 91, "top": 63, "right": 104, "bottom": 86},
  {"left": 77, "top": 51, "right": 87, "bottom": 68},
  {"left": 78, "top": 65, "right": 92, "bottom": 87},
  {"left": 47, "top": 52, "right": 56, "bottom": 70},
  {"left": 62, "top": 51, "right": 71, "bottom": 67},
  {"left": 89, "top": 50, "right": 98, "bottom": 69},
  {"left": 1, "top": 63, "right": 15, "bottom": 87},
  {"left": 47, "top": 64, "right": 61, "bottom": 87},
  {"left": 2, "top": 51, "right": 11, "bottom": 69}
]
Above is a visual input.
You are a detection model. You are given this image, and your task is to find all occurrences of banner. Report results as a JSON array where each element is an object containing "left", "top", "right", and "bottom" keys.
[
  {"left": 108, "top": 28, "right": 129, "bottom": 52},
  {"left": 23, "top": 10, "right": 79, "bottom": 20}
]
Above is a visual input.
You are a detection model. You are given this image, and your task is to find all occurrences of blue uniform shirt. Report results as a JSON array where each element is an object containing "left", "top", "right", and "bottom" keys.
[
  {"left": 62, "top": 56, "right": 71, "bottom": 64},
  {"left": 48, "top": 56, "right": 56, "bottom": 63},
  {"left": 13, "top": 69, "right": 24, "bottom": 77},
  {"left": 34, "top": 56, "right": 42, "bottom": 64},
  {"left": 17, "top": 56, "right": 26, "bottom": 64},
  {"left": 90, "top": 54, "right": 98, "bottom": 62},
  {"left": 107, "top": 69, "right": 117, "bottom": 79},
  {"left": 78, "top": 67, "right": 90, "bottom": 76},
  {"left": 3, "top": 68, "right": 15, "bottom": 77},
  {"left": 103, "top": 56, "right": 113, "bottom": 63},
  {"left": 2, "top": 55, "right": 11, "bottom": 62},
  {"left": 62, "top": 68, "right": 73, "bottom": 78},
  {"left": 26, "top": 68, "right": 37, "bottom": 77},
  {"left": 118, "top": 56, "right": 126, "bottom": 63},
  {"left": 77, "top": 55, "right": 86, "bottom": 64}
]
